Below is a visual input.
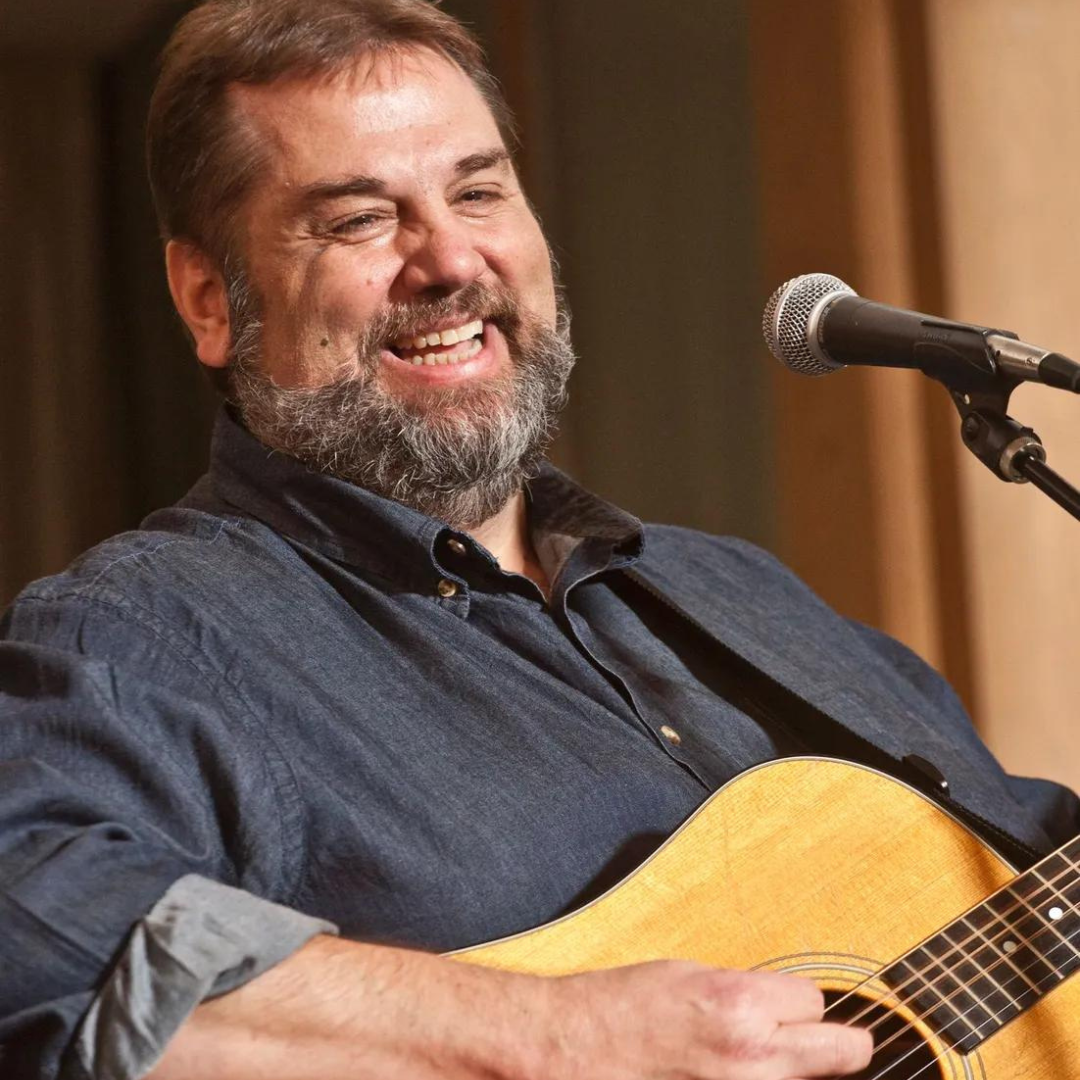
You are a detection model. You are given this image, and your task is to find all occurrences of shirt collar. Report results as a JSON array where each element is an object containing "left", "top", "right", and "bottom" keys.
[{"left": 206, "top": 407, "right": 643, "bottom": 590}]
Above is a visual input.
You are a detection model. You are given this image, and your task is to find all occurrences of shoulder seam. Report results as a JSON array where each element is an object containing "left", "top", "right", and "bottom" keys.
[{"left": 85, "top": 520, "right": 229, "bottom": 591}]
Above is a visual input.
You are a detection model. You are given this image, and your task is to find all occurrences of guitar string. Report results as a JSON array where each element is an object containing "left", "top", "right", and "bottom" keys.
[
  {"left": 812, "top": 920, "right": 1079, "bottom": 1080},
  {"left": 828, "top": 860, "right": 1076, "bottom": 1033},
  {"left": 823, "top": 844, "right": 1080, "bottom": 1024},
  {"left": 844, "top": 916, "right": 1077, "bottom": 1080},
  {"left": 823, "top": 886, "right": 1080, "bottom": 1080},
  {"left": 811, "top": 854, "right": 1080, "bottom": 1073},
  {"left": 822, "top": 848, "right": 1080, "bottom": 1028},
  {"left": 828, "top": 860, "right": 1078, "bottom": 1046},
  {"left": 853, "top": 930, "right": 1079, "bottom": 1080}
]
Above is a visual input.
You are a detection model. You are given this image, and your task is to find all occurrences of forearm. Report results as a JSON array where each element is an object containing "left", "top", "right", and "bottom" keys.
[
  {"left": 147, "top": 935, "right": 549, "bottom": 1080},
  {"left": 147, "top": 943, "right": 876, "bottom": 1080}
]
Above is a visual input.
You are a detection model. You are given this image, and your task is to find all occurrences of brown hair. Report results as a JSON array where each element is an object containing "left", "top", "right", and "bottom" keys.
[{"left": 147, "top": 0, "right": 515, "bottom": 268}]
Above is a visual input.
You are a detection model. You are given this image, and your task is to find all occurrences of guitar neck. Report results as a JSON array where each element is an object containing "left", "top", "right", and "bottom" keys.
[{"left": 877, "top": 833, "right": 1080, "bottom": 1052}]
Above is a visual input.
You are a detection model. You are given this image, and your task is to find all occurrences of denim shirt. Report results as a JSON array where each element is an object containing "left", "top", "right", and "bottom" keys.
[{"left": 2, "top": 410, "right": 1076, "bottom": 1079}]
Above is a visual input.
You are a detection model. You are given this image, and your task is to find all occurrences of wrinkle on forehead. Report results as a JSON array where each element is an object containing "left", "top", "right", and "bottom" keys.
[{"left": 230, "top": 47, "right": 487, "bottom": 157}]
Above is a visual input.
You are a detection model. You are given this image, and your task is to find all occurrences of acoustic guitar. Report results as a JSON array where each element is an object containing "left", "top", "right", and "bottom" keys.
[{"left": 453, "top": 757, "right": 1080, "bottom": 1079}]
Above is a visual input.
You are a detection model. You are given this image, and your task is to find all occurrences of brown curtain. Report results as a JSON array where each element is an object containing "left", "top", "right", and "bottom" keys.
[
  {"left": 0, "top": 57, "right": 128, "bottom": 605},
  {"left": 0, "top": 9, "right": 217, "bottom": 609}
]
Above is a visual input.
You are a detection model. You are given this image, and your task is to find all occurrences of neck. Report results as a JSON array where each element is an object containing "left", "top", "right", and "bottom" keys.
[
  {"left": 464, "top": 490, "right": 549, "bottom": 599},
  {"left": 878, "top": 832, "right": 1080, "bottom": 1054}
]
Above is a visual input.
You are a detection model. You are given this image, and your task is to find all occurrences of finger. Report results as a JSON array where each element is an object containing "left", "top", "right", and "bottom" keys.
[
  {"left": 726, "top": 971, "right": 824, "bottom": 1024},
  {"left": 769, "top": 1020, "right": 874, "bottom": 1077}
]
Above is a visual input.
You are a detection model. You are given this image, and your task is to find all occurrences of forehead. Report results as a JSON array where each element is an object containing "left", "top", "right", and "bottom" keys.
[{"left": 230, "top": 48, "right": 506, "bottom": 187}]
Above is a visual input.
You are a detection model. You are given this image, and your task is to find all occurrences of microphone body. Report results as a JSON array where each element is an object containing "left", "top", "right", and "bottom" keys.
[{"left": 764, "top": 274, "right": 1080, "bottom": 393}]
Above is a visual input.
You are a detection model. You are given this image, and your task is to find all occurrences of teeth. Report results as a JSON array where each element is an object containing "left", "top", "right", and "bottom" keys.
[
  {"left": 445, "top": 336, "right": 483, "bottom": 364},
  {"left": 399, "top": 331, "right": 484, "bottom": 369},
  {"left": 395, "top": 319, "right": 484, "bottom": 351}
]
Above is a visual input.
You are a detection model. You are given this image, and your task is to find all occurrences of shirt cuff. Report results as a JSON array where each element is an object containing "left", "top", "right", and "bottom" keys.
[{"left": 74, "top": 874, "right": 338, "bottom": 1080}]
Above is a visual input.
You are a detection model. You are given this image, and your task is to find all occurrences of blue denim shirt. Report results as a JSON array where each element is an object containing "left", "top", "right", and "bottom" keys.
[{"left": 2, "top": 410, "right": 1076, "bottom": 1079}]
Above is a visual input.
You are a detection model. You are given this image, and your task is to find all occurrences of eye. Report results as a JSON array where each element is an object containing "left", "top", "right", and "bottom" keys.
[
  {"left": 330, "top": 213, "right": 381, "bottom": 236},
  {"left": 457, "top": 187, "right": 503, "bottom": 206}
]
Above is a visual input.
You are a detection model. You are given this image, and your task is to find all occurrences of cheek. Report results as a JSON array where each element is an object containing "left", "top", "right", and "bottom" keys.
[
  {"left": 495, "top": 224, "right": 558, "bottom": 322},
  {"left": 527, "top": 252, "right": 559, "bottom": 326},
  {"left": 305, "top": 257, "right": 391, "bottom": 329}
]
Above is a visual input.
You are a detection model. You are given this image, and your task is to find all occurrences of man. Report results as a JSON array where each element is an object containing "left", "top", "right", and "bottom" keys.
[{"left": 1, "top": 1, "right": 1076, "bottom": 1078}]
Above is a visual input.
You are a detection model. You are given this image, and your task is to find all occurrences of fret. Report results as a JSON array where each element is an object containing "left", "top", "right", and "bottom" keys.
[
  {"left": 1030, "top": 851, "right": 1079, "bottom": 909},
  {"left": 875, "top": 835, "right": 1080, "bottom": 1056},
  {"left": 960, "top": 910, "right": 1041, "bottom": 998},
  {"left": 982, "top": 886, "right": 1079, "bottom": 988},
  {"left": 1027, "top": 851, "right": 1080, "bottom": 971},
  {"left": 881, "top": 944, "right": 987, "bottom": 1054},
  {"left": 1059, "top": 835, "right": 1080, "bottom": 882},
  {"left": 938, "top": 922, "right": 1022, "bottom": 1023},
  {"left": 1006, "top": 884, "right": 1079, "bottom": 968}
]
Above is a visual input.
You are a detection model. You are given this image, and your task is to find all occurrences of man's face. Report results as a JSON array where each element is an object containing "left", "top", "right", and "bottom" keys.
[
  {"left": 232, "top": 47, "right": 559, "bottom": 393},
  {"left": 215, "top": 48, "right": 573, "bottom": 528}
]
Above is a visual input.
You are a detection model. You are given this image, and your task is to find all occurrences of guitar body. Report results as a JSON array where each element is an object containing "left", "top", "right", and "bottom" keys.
[{"left": 453, "top": 758, "right": 1080, "bottom": 1078}]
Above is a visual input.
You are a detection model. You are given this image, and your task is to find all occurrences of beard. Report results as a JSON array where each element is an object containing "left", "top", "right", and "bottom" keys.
[{"left": 224, "top": 275, "right": 576, "bottom": 530}]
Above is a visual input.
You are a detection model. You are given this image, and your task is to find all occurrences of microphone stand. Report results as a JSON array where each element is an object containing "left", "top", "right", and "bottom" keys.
[
  {"left": 1012, "top": 454, "right": 1080, "bottom": 519},
  {"left": 935, "top": 358, "right": 1080, "bottom": 522}
]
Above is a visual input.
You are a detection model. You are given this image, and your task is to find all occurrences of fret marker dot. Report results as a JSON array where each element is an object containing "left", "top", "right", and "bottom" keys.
[
  {"left": 1049, "top": 906, "right": 1065, "bottom": 921},
  {"left": 1003, "top": 940, "right": 1018, "bottom": 953}
]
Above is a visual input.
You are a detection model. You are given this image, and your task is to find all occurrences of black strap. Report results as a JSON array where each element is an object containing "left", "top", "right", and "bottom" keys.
[{"left": 620, "top": 567, "right": 1043, "bottom": 870}]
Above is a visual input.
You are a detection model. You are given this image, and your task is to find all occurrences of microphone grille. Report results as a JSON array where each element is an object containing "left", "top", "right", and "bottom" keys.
[{"left": 762, "top": 273, "right": 856, "bottom": 376}]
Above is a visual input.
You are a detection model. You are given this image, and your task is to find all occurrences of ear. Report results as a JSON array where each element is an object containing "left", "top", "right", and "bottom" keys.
[{"left": 165, "top": 239, "right": 232, "bottom": 369}]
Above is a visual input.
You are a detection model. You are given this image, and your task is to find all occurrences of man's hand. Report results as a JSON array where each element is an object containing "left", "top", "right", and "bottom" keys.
[
  {"left": 149, "top": 938, "right": 872, "bottom": 1080},
  {"left": 541, "top": 960, "right": 873, "bottom": 1078}
]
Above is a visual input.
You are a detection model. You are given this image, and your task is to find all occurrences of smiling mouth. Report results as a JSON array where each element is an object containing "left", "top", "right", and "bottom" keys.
[{"left": 388, "top": 319, "right": 486, "bottom": 367}]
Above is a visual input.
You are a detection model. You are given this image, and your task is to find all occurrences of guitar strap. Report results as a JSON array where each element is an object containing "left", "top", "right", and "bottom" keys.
[{"left": 619, "top": 567, "right": 1044, "bottom": 870}]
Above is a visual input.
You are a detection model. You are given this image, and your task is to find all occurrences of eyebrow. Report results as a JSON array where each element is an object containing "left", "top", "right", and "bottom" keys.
[
  {"left": 293, "top": 147, "right": 512, "bottom": 215},
  {"left": 453, "top": 148, "right": 512, "bottom": 176}
]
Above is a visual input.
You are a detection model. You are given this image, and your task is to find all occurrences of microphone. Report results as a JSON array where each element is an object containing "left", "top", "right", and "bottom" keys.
[{"left": 763, "top": 273, "right": 1080, "bottom": 393}]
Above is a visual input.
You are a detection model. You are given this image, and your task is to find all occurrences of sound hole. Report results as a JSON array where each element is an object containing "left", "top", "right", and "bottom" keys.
[{"left": 823, "top": 990, "right": 945, "bottom": 1080}]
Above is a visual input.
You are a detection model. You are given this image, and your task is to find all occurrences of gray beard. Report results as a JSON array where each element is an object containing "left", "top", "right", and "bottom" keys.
[{"left": 225, "top": 279, "right": 576, "bottom": 529}]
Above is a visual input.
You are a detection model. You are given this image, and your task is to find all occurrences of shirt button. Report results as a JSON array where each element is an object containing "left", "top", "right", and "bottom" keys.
[
  {"left": 437, "top": 578, "right": 459, "bottom": 599},
  {"left": 659, "top": 725, "right": 682, "bottom": 746},
  {"left": 446, "top": 538, "right": 467, "bottom": 556}
]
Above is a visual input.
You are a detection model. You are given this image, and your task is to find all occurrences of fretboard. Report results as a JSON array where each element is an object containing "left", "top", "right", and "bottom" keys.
[{"left": 879, "top": 834, "right": 1080, "bottom": 1053}]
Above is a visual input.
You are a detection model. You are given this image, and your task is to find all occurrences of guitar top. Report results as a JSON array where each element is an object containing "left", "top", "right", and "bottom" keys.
[{"left": 453, "top": 757, "right": 1080, "bottom": 1079}]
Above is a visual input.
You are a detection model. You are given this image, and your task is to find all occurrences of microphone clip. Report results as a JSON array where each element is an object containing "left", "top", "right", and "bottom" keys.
[{"left": 943, "top": 368, "right": 1080, "bottom": 522}]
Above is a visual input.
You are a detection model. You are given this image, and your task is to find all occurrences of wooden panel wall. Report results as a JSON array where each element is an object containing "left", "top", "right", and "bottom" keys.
[
  {"left": 925, "top": 0, "right": 1080, "bottom": 790},
  {"left": 751, "top": 0, "right": 1079, "bottom": 791},
  {"left": 748, "top": 0, "right": 971, "bottom": 696}
]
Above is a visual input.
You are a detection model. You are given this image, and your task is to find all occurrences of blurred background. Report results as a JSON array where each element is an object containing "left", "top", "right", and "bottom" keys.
[{"left": 2, "top": 0, "right": 1078, "bottom": 791}]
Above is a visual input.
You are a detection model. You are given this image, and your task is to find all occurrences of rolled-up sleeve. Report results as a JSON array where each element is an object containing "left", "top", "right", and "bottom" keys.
[
  {"left": 75, "top": 875, "right": 336, "bottom": 1080},
  {"left": 0, "top": 594, "right": 308, "bottom": 1079}
]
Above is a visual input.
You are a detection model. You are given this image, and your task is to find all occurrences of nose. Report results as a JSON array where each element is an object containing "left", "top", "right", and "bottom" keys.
[{"left": 396, "top": 213, "right": 486, "bottom": 299}]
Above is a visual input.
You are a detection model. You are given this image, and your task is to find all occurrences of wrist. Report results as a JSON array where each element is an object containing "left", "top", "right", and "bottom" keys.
[
  {"left": 435, "top": 960, "right": 560, "bottom": 1080},
  {"left": 495, "top": 969, "right": 578, "bottom": 1080}
]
